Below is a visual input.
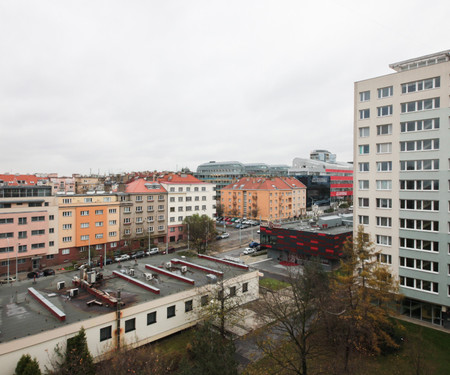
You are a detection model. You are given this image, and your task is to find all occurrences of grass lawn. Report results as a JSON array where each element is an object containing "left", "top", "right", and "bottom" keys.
[
  {"left": 259, "top": 277, "right": 290, "bottom": 291},
  {"left": 243, "top": 318, "right": 450, "bottom": 375},
  {"left": 152, "top": 328, "right": 195, "bottom": 355}
]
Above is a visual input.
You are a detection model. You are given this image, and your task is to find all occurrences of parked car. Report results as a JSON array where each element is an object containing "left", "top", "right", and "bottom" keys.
[
  {"left": 235, "top": 223, "right": 242, "bottom": 229},
  {"left": 131, "top": 250, "right": 146, "bottom": 259},
  {"left": 27, "top": 271, "right": 44, "bottom": 279},
  {"left": 114, "top": 254, "right": 130, "bottom": 262},
  {"left": 43, "top": 269, "right": 55, "bottom": 276},
  {"left": 249, "top": 241, "right": 259, "bottom": 248},
  {"left": 243, "top": 247, "right": 255, "bottom": 255},
  {"left": 147, "top": 248, "right": 159, "bottom": 256},
  {"left": 216, "top": 235, "right": 223, "bottom": 240},
  {"left": 241, "top": 224, "right": 249, "bottom": 229},
  {"left": 257, "top": 229, "right": 260, "bottom": 234},
  {"left": 97, "top": 259, "right": 113, "bottom": 266},
  {"left": 0, "top": 276, "right": 16, "bottom": 284},
  {"left": 220, "top": 233, "right": 230, "bottom": 239}
]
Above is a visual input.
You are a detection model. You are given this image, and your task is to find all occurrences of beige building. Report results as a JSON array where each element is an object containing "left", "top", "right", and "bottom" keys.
[
  {"left": 354, "top": 50, "right": 450, "bottom": 327},
  {"left": 121, "top": 179, "right": 168, "bottom": 249}
]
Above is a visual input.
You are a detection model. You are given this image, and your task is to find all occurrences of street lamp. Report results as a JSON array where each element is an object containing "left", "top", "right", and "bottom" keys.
[{"left": 187, "top": 222, "right": 190, "bottom": 251}]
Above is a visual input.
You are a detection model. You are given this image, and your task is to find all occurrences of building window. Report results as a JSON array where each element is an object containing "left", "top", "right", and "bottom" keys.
[
  {"left": 32, "top": 229, "right": 45, "bottom": 236},
  {"left": 376, "top": 216, "right": 392, "bottom": 227},
  {"left": 109, "top": 220, "right": 117, "bottom": 225},
  {"left": 201, "top": 295, "right": 209, "bottom": 306},
  {"left": 359, "top": 109, "right": 370, "bottom": 120},
  {"left": 376, "top": 198, "right": 392, "bottom": 209},
  {"left": 377, "top": 86, "right": 393, "bottom": 98},
  {"left": 80, "top": 211, "right": 89, "bottom": 216},
  {"left": 400, "top": 159, "right": 439, "bottom": 171},
  {"left": 376, "top": 143, "right": 392, "bottom": 154},
  {"left": 400, "top": 139, "right": 439, "bottom": 152},
  {"left": 147, "top": 312, "right": 157, "bottom": 325},
  {"left": 400, "top": 277, "right": 438, "bottom": 294},
  {"left": 18, "top": 245, "right": 27, "bottom": 252},
  {"left": 95, "top": 233, "right": 103, "bottom": 239},
  {"left": 81, "top": 223, "right": 89, "bottom": 228},
  {"left": 229, "top": 286, "right": 236, "bottom": 297},
  {"left": 359, "top": 91, "right": 370, "bottom": 102},
  {"left": 376, "top": 161, "right": 392, "bottom": 172},
  {"left": 84, "top": 198, "right": 92, "bottom": 203},
  {"left": 359, "top": 180, "right": 369, "bottom": 190},
  {"left": 185, "top": 300, "right": 193, "bottom": 312},
  {"left": 167, "top": 305, "right": 176, "bottom": 318},
  {"left": 125, "top": 318, "right": 136, "bottom": 333},
  {"left": 376, "top": 180, "right": 392, "bottom": 190},
  {"left": 62, "top": 237, "right": 72, "bottom": 242},
  {"left": 81, "top": 235, "right": 89, "bottom": 241},
  {"left": 242, "top": 282, "right": 248, "bottom": 293},
  {"left": 359, "top": 127, "right": 370, "bottom": 137},
  {"left": 400, "top": 179, "right": 439, "bottom": 191},
  {"left": 31, "top": 216, "right": 45, "bottom": 222},
  {"left": 95, "top": 210, "right": 103, "bottom": 215},
  {"left": 62, "top": 224, "right": 72, "bottom": 230},
  {"left": 376, "top": 235, "right": 392, "bottom": 246},
  {"left": 95, "top": 221, "right": 103, "bottom": 227},
  {"left": 377, "top": 124, "right": 392, "bottom": 135},
  {"left": 358, "top": 215, "right": 369, "bottom": 225},
  {"left": 358, "top": 162, "right": 369, "bottom": 172},
  {"left": 136, "top": 228, "right": 143, "bottom": 234},
  {"left": 400, "top": 257, "right": 438, "bottom": 273},
  {"left": 400, "top": 199, "right": 439, "bottom": 211},
  {"left": 62, "top": 249, "right": 70, "bottom": 255},
  {"left": 109, "top": 208, "right": 117, "bottom": 214},
  {"left": 358, "top": 198, "right": 369, "bottom": 208},
  {"left": 400, "top": 118, "right": 439, "bottom": 133},
  {"left": 100, "top": 326, "right": 112, "bottom": 342},
  {"left": 359, "top": 145, "right": 369, "bottom": 155},
  {"left": 18, "top": 217, "right": 27, "bottom": 225},
  {"left": 400, "top": 219, "right": 439, "bottom": 232},
  {"left": 377, "top": 105, "right": 393, "bottom": 117},
  {"left": 18, "top": 231, "right": 27, "bottom": 239},
  {"left": 62, "top": 211, "right": 72, "bottom": 217},
  {"left": 401, "top": 76, "right": 440, "bottom": 93},
  {"left": 401, "top": 97, "right": 440, "bottom": 113},
  {"left": 400, "top": 238, "right": 438, "bottom": 252}
]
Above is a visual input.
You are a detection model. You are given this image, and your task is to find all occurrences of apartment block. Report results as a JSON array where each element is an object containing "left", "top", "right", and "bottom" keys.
[
  {"left": 158, "top": 173, "right": 216, "bottom": 242},
  {"left": 57, "top": 194, "right": 121, "bottom": 263},
  {"left": 122, "top": 179, "right": 168, "bottom": 248},
  {"left": 221, "top": 177, "right": 306, "bottom": 222},
  {"left": 0, "top": 196, "right": 58, "bottom": 276},
  {"left": 354, "top": 50, "right": 450, "bottom": 327}
]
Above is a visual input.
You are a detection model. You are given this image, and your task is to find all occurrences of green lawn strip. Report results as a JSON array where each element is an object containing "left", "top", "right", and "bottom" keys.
[
  {"left": 243, "top": 318, "right": 450, "bottom": 375},
  {"left": 152, "top": 328, "right": 195, "bottom": 355},
  {"left": 259, "top": 277, "right": 289, "bottom": 291}
]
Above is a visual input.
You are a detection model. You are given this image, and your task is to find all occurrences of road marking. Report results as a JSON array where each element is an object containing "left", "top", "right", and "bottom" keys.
[{"left": 249, "top": 258, "right": 273, "bottom": 265}]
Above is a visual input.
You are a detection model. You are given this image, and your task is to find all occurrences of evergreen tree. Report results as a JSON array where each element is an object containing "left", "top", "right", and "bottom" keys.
[
  {"left": 15, "top": 354, "right": 41, "bottom": 375},
  {"left": 178, "top": 322, "right": 238, "bottom": 375},
  {"left": 328, "top": 225, "right": 402, "bottom": 373},
  {"left": 62, "top": 327, "right": 95, "bottom": 375}
]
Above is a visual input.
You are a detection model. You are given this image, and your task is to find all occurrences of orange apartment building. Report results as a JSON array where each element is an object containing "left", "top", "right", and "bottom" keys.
[
  {"left": 57, "top": 194, "right": 121, "bottom": 264},
  {"left": 220, "top": 177, "right": 306, "bottom": 222}
]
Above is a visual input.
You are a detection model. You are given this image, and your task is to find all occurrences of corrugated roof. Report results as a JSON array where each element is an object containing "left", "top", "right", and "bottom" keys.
[{"left": 222, "top": 177, "right": 306, "bottom": 191}]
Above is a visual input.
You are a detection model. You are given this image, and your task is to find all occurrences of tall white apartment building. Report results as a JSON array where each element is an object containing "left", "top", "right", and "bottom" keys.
[
  {"left": 354, "top": 50, "right": 450, "bottom": 328},
  {"left": 158, "top": 173, "right": 216, "bottom": 242}
]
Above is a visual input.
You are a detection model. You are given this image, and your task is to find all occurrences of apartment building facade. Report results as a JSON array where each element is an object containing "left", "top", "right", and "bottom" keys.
[
  {"left": 57, "top": 194, "right": 121, "bottom": 264},
  {"left": 0, "top": 196, "right": 59, "bottom": 276},
  {"left": 158, "top": 173, "right": 216, "bottom": 242},
  {"left": 221, "top": 177, "right": 306, "bottom": 222},
  {"left": 354, "top": 50, "right": 450, "bottom": 327},
  {"left": 121, "top": 179, "right": 168, "bottom": 248}
]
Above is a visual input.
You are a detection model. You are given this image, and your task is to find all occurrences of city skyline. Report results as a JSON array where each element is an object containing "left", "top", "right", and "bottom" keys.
[{"left": 1, "top": 1, "right": 449, "bottom": 175}]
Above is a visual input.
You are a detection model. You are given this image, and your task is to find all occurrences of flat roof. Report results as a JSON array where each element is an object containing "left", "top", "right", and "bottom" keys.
[
  {"left": 0, "top": 253, "right": 251, "bottom": 344},
  {"left": 267, "top": 221, "right": 352, "bottom": 236}
]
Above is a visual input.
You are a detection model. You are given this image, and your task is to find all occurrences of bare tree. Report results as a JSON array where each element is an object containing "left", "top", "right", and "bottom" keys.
[{"left": 256, "top": 260, "right": 330, "bottom": 375}]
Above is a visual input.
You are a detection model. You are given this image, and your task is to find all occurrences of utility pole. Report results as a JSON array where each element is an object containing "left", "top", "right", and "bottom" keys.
[{"left": 116, "top": 290, "right": 121, "bottom": 350}]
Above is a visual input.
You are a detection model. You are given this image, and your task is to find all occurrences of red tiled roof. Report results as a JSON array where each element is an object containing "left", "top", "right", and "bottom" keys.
[
  {"left": 157, "top": 173, "right": 209, "bottom": 184},
  {"left": 0, "top": 174, "right": 46, "bottom": 186},
  {"left": 222, "top": 177, "right": 306, "bottom": 191},
  {"left": 125, "top": 179, "right": 167, "bottom": 193}
]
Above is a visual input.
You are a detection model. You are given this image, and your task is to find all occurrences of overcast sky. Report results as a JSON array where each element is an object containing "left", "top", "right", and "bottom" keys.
[{"left": 1, "top": 1, "right": 449, "bottom": 176}]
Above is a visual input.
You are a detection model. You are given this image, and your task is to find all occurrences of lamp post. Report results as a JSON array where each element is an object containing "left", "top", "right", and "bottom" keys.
[
  {"left": 187, "top": 222, "right": 190, "bottom": 251},
  {"left": 16, "top": 242, "right": 19, "bottom": 281},
  {"left": 7, "top": 237, "right": 10, "bottom": 284},
  {"left": 148, "top": 227, "right": 151, "bottom": 252}
]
